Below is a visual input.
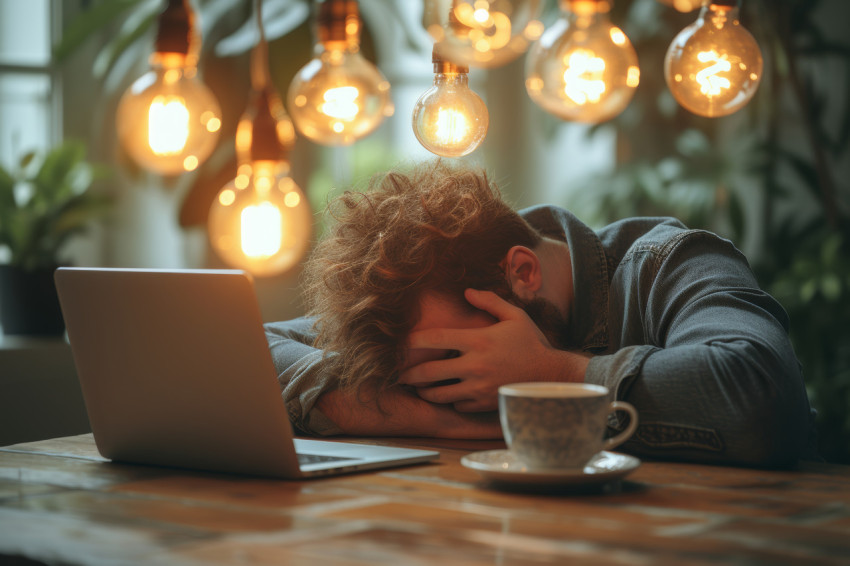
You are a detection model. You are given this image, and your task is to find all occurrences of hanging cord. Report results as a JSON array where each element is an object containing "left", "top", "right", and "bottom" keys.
[
  {"left": 155, "top": 0, "right": 192, "bottom": 55},
  {"left": 434, "top": 0, "right": 468, "bottom": 73},
  {"left": 709, "top": 0, "right": 739, "bottom": 8},
  {"left": 243, "top": 0, "right": 289, "bottom": 162},
  {"left": 251, "top": 0, "right": 270, "bottom": 92}
]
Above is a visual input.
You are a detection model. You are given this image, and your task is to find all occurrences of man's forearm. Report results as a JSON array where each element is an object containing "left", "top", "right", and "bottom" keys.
[
  {"left": 586, "top": 342, "right": 811, "bottom": 467},
  {"left": 315, "top": 386, "right": 502, "bottom": 439}
]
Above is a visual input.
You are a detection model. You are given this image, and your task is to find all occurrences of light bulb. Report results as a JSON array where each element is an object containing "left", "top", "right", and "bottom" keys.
[
  {"left": 665, "top": 1, "right": 763, "bottom": 117},
  {"left": 288, "top": 0, "right": 393, "bottom": 145},
  {"left": 116, "top": 0, "right": 221, "bottom": 175},
  {"left": 208, "top": 160, "right": 312, "bottom": 277},
  {"left": 208, "top": 1, "right": 311, "bottom": 277},
  {"left": 656, "top": 0, "right": 706, "bottom": 13},
  {"left": 525, "top": 0, "right": 640, "bottom": 123},
  {"left": 423, "top": 0, "right": 544, "bottom": 68},
  {"left": 412, "top": 48, "right": 489, "bottom": 157}
]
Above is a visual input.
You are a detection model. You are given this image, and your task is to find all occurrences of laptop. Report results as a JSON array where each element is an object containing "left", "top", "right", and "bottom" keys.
[{"left": 54, "top": 267, "right": 439, "bottom": 478}]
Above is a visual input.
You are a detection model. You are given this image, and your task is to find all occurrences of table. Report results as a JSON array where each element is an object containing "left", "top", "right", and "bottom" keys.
[{"left": 1, "top": 434, "right": 849, "bottom": 565}]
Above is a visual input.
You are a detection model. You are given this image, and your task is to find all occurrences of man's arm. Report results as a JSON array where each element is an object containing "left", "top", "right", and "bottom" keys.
[
  {"left": 315, "top": 384, "right": 502, "bottom": 438},
  {"left": 586, "top": 231, "right": 815, "bottom": 467},
  {"left": 265, "top": 317, "right": 342, "bottom": 435},
  {"left": 265, "top": 318, "right": 501, "bottom": 438},
  {"left": 397, "top": 232, "right": 815, "bottom": 467}
]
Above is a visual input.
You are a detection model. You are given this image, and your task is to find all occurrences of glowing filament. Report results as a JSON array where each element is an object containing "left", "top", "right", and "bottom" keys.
[
  {"left": 453, "top": 3, "right": 512, "bottom": 52},
  {"left": 435, "top": 108, "right": 470, "bottom": 145},
  {"left": 562, "top": 50, "right": 607, "bottom": 105},
  {"left": 695, "top": 51, "right": 732, "bottom": 96},
  {"left": 320, "top": 86, "right": 360, "bottom": 120},
  {"left": 148, "top": 96, "right": 189, "bottom": 155},
  {"left": 487, "top": 13, "right": 512, "bottom": 49},
  {"left": 241, "top": 202, "right": 282, "bottom": 258}
]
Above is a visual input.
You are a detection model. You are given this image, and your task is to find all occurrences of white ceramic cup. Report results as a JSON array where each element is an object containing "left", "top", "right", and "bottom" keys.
[{"left": 498, "top": 382, "right": 638, "bottom": 469}]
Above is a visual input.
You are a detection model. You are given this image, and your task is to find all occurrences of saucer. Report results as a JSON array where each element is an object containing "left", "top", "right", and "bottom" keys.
[{"left": 461, "top": 450, "right": 640, "bottom": 487}]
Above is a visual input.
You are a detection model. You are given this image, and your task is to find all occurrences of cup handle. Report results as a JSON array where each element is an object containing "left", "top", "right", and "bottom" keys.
[{"left": 602, "top": 401, "right": 638, "bottom": 451}]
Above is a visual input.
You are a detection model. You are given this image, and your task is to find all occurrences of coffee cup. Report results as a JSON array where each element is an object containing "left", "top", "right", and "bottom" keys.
[{"left": 498, "top": 382, "right": 638, "bottom": 469}]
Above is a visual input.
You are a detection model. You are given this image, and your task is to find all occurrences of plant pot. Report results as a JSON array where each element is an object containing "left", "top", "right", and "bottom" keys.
[{"left": 0, "top": 265, "right": 65, "bottom": 336}]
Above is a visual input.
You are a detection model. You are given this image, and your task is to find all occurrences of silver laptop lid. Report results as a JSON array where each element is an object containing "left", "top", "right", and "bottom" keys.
[{"left": 55, "top": 268, "right": 304, "bottom": 477}]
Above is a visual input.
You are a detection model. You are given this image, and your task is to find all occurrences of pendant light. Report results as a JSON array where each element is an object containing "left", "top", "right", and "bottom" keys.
[
  {"left": 115, "top": 0, "right": 222, "bottom": 175},
  {"left": 207, "top": 0, "right": 312, "bottom": 277},
  {"left": 665, "top": 0, "right": 762, "bottom": 117},
  {"left": 412, "top": 44, "right": 489, "bottom": 158},
  {"left": 423, "top": 0, "right": 544, "bottom": 68},
  {"left": 525, "top": 0, "right": 640, "bottom": 123},
  {"left": 287, "top": 0, "right": 394, "bottom": 146}
]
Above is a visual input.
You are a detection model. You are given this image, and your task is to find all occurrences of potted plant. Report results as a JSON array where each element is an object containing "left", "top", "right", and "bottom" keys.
[{"left": 0, "top": 139, "right": 110, "bottom": 336}]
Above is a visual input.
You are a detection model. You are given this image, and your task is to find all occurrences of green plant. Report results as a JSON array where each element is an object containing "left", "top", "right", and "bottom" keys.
[
  {"left": 762, "top": 226, "right": 850, "bottom": 464},
  {"left": 0, "top": 140, "right": 111, "bottom": 270}
]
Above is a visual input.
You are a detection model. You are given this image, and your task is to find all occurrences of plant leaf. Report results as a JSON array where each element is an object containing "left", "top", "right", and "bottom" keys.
[
  {"left": 821, "top": 274, "right": 842, "bottom": 301},
  {"left": 32, "top": 141, "right": 87, "bottom": 203},
  {"left": 0, "top": 165, "right": 14, "bottom": 209},
  {"left": 0, "top": 165, "right": 16, "bottom": 246},
  {"left": 834, "top": 59, "right": 850, "bottom": 152},
  {"left": 775, "top": 148, "right": 822, "bottom": 201},
  {"left": 50, "top": 193, "right": 113, "bottom": 237},
  {"left": 728, "top": 191, "right": 745, "bottom": 243},
  {"left": 52, "top": 0, "right": 146, "bottom": 63},
  {"left": 93, "top": 9, "right": 158, "bottom": 80},
  {"left": 214, "top": 0, "right": 310, "bottom": 57},
  {"left": 18, "top": 151, "right": 37, "bottom": 171}
]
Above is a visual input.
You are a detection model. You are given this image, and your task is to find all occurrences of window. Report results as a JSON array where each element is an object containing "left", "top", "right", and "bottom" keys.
[{"left": 0, "top": 0, "right": 58, "bottom": 169}]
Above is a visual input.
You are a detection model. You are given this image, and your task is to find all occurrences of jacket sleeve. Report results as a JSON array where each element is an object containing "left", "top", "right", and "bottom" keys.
[
  {"left": 264, "top": 318, "right": 343, "bottom": 436},
  {"left": 585, "top": 230, "right": 817, "bottom": 467}
]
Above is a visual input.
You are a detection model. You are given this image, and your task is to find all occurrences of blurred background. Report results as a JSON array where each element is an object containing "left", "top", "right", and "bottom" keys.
[{"left": 1, "top": 0, "right": 847, "bottom": 462}]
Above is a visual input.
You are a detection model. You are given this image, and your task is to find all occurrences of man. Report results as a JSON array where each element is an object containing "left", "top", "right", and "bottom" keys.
[{"left": 265, "top": 160, "right": 817, "bottom": 467}]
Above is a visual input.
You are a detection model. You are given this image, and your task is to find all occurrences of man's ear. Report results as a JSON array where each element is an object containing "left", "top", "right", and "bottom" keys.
[{"left": 503, "top": 246, "right": 542, "bottom": 301}]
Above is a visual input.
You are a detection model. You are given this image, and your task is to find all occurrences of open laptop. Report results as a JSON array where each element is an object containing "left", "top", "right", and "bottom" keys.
[{"left": 54, "top": 267, "right": 439, "bottom": 478}]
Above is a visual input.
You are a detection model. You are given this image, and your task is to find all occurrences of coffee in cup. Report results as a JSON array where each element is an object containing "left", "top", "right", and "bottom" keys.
[{"left": 498, "top": 382, "right": 638, "bottom": 469}]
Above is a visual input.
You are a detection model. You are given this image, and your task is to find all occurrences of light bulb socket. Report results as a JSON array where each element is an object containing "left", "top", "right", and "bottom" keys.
[
  {"left": 562, "top": 0, "right": 611, "bottom": 13},
  {"left": 708, "top": 0, "right": 737, "bottom": 7},
  {"left": 316, "top": 0, "right": 360, "bottom": 45},
  {"left": 155, "top": 0, "right": 193, "bottom": 56},
  {"left": 432, "top": 44, "right": 468, "bottom": 74},
  {"left": 447, "top": 1, "right": 472, "bottom": 39},
  {"left": 240, "top": 89, "right": 290, "bottom": 163}
]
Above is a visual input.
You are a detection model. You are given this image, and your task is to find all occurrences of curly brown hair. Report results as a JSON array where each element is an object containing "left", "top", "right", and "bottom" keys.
[{"left": 303, "top": 159, "right": 542, "bottom": 391}]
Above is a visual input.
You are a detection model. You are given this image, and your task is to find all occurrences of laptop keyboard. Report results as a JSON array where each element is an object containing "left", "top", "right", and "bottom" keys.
[{"left": 297, "top": 452, "right": 359, "bottom": 466}]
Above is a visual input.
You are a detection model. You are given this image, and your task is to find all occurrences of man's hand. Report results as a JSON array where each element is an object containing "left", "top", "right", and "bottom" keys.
[
  {"left": 314, "top": 380, "right": 502, "bottom": 439},
  {"left": 399, "top": 289, "right": 590, "bottom": 412}
]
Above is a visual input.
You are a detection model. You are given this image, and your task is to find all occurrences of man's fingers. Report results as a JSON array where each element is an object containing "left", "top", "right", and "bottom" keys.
[
  {"left": 464, "top": 288, "right": 524, "bottom": 322},
  {"left": 399, "top": 356, "right": 465, "bottom": 385},
  {"left": 414, "top": 381, "right": 468, "bottom": 405},
  {"left": 414, "top": 384, "right": 498, "bottom": 412}
]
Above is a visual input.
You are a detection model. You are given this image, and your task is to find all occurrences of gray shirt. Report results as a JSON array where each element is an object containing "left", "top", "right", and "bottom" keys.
[{"left": 265, "top": 205, "right": 818, "bottom": 467}]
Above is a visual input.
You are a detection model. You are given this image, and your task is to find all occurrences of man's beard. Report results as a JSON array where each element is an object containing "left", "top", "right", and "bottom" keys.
[{"left": 509, "top": 293, "right": 572, "bottom": 351}]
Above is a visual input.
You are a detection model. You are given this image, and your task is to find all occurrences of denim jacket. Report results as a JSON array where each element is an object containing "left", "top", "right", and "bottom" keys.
[{"left": 265, "top": 205, "right": 818, "bottom": 467}]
